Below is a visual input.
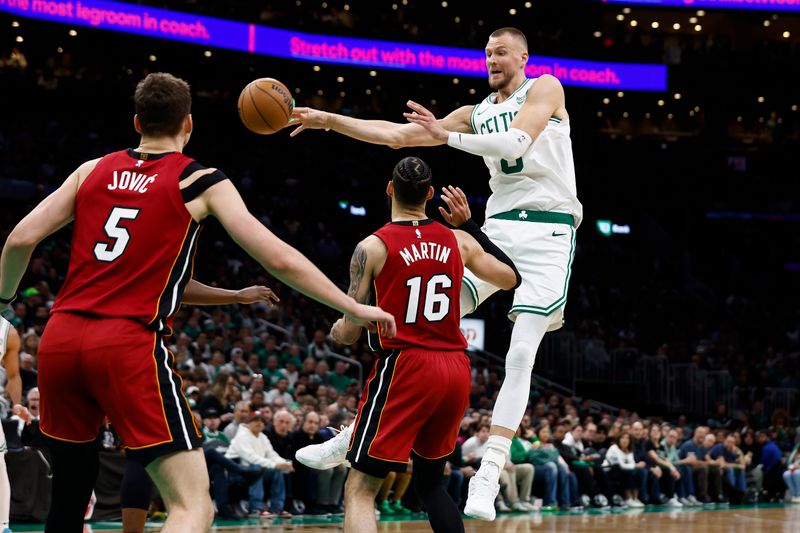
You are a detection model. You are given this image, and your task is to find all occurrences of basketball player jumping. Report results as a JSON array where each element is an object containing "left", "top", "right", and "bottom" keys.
[
  {"left": 0, "top": 72, "right": 395, "bottom": 533},
  {"left": 331, "top": 157, "right": 519, "bottom": 533},
  {"left": 291, "top": 27, "right": 582, "bottom": 520}
]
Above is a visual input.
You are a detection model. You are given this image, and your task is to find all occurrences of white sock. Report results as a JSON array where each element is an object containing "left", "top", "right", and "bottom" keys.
[{"left": 481, "top": 436, "right": 511, "bottom": 470}]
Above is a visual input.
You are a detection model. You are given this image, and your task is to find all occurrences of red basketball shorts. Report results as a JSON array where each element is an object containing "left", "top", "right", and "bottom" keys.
[
  {"left": 346, "top": 347, "right": 471, "bottom": 477},
  {"left": 38, "top": 312, "right": 201, "bottom": 464}
]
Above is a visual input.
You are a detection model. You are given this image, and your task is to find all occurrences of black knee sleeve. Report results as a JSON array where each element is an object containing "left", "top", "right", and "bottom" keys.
[
  {"left": 44, "top": 438, "right": 100, "bottom": 533},
  {"left": 120, "top": 460, "right": 155, "bottom": 510}
]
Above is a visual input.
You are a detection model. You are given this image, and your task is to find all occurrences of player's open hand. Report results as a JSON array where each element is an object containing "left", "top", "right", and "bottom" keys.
[
  {"left": 403, "top": 100, "right": 449, "bottom": 142},
  {"left": 289, "top": 107, "right": 330, "bottom": 137},
  {"left": 439, "top": 185, "right": 471, "bottom": 227},
  {"left": 346, "top": 303, "right": 397, "bottom": 339},
  {"left": 236, "top": 285, "right": 280, "bottom": 305}
]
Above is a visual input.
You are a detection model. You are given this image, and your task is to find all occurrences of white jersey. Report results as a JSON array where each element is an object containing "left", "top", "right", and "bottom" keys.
[
  {"left": 469, "top": 77, "right": 583, "bottom": 226},
  {"left": 0, "top": 317, "right": 9, "bottom": 363}
]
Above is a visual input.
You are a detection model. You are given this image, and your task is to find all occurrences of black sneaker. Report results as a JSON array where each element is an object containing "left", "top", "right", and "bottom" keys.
[
  {"left": 612, "top": 494, "right": 626, "bottom": 507},
  {"left": 217, "top": 503, "right": 244, "bottom": 520}
]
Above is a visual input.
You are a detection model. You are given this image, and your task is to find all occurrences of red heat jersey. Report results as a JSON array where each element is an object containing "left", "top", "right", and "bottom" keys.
[
  {"left": 52, "top": 149, "right": 202, "bottom": 333},
  {"left": 371, "top": 219, "right": 467, "bottom": 351}
]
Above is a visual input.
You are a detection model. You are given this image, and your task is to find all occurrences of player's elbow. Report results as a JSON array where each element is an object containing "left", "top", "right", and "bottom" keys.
[{"left": 6, "top": 226, "right": 39, "bottom": 250}]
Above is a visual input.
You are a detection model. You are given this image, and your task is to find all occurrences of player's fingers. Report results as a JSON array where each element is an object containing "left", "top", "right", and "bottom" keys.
[
  {"left": 438, "top": 206, "right": 453, "bottom": 223},
  {"left": 291, "top": 107, "right": 308, "bottom": 117},
  {"left": 407, "top": 100, "right": 432, "bottom": 116},
  {"left": 289, "top": 124, "right": 305, "bottom": 137}
]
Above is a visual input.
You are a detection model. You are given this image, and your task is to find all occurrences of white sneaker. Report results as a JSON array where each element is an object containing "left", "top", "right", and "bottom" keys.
[
  {"left": 495, "top": 499, "right": 511, "bottom": 513},
  {"left": 464, "top": 463, "right": 501, "bottom": 521},
  {"left": 792, "top": 496, "right": 800, "bottom": 503},
  {"left": 295, "top": 424, "right": 353, "bottom": 470},
  {"left": 510, "top": 501, "right": 528, "bottom": 512},
  {"left": 520, "top": 501, "right": 537, "bottom": 512},
  {"left": 667, "top": 497, "right": 683, "bottom": 507},
  {"left": 628, "top": 498, "right": 645, "bottom": 508},
  {"left": 687, "top": 495, "right": 701, "bottom": 506}
]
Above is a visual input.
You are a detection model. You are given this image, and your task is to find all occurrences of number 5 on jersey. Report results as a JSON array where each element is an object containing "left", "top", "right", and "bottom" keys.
[
  {"left": 94, "top": 207, "right": 140, "bottom": 263},
  {"left": 405, "top": 274, "right": 452, "bottom": 323}
]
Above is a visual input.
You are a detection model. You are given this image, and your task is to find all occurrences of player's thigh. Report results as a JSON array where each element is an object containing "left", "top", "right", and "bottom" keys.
[
  {"left": 38, "top": 313, "right": 104, "bottom": 443},
  {"left": 82, "top": 319, "right": 200, "bottom": 455},
  {"left": 348, "top": 350, "right": 440, "bottom": 473},
  {"left": 413, "top": 351, "right": 471, "bottom": 460}
]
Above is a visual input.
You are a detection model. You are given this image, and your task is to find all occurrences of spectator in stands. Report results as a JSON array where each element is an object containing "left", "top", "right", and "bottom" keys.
[
  {"left": 311, "top": 360, "right": 331, "bottom": 386},
  {"left": 328, "top": 361, "right": 351, "bottom": 393},
  {"left": 783, "top": 443, "right": 800, "bottom": 503},
  {"left": 709, "top": 434, "right": 747, "bottom": 502},
  {"left": 756, "top": 430, "right": 785, "bottom": 501},
  {"left": 281, "top": 357, "right": 302, "bottom": 387},
  {"left": 266, "top": 410, "right": 299, "bottom": 513},
  {"left": 265, "top": 377, "right": 294, "bottom": 407},
  {"left": 631, "top": 421, "right": 661, "bottom": 505},
  {"left": 224, "top": 400, "right": 251, "bottom": 441},
  {"left": 679, "top": 426, "right": 714, "bottom": 504},
  {"left": 535, "top": 424, "right": 575, "bottom": 510},
  {"left": 509, "top": 426, "right": 540, "bottom": 512},
  {"left": 701, "top": 433, "right": 726, "bottom": 503},
  {"left": 602, "top": 432, "right": 644, "bottom": 507},
  {"left": 646, "top": 424, "right": 682, "bottom": 506},
  {"left": 558, "top": 425, "right": 606, "bottom": 507},
  {"left": 292, "top": 411, "right": 346, "bottom": 514},
  {"left": 262, "top": 356, "right": 283, "bottom": 387},
  {"left": 225, "top": 412, "right": 294, "bottom": 518},
  {"left": 307, "top": 329, "right": 333, "bottom": 360},
  {"left": 243, "top": 374, "right": 266, "bottom": 402},
  {"left": 708, "top": 403, "right": 733, "bottom": 430}
]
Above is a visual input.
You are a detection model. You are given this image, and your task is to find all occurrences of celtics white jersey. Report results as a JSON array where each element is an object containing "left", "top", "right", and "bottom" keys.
[
  {"left": 469, "top": 78, "right": 583, "bottom": 226},
  {"left": 0, "top": 317, "right": 9, "bottom": 362}
]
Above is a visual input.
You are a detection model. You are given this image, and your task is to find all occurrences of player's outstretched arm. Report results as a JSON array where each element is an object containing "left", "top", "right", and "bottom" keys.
[
  {"left": 0, "top": 160, "right": 96, "bottom": 309},
  {"left": 3, "top": 328, "right": 31, "bottom": 423},
  {"left": 195, "top": 180, "right": 396, "bottom": 337},
  {"left": 181, "top": 279, "right": 279, "bottom": 306},
  {"left": 290, "top": 105, "right": 473, "bottom": 148},
  {"left": 405, "top": 75, "right": 564, "bottom": 160},
  {"left": 331, "top": 236, "right": 386, "bottom": 345}
]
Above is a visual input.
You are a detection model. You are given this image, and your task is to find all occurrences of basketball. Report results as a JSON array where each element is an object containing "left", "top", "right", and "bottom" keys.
[{"left": 237, "top": 78, "right": 293, "bottom": 134}]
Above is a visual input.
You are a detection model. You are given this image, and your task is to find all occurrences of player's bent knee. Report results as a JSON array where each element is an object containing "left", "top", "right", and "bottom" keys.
[{"left": 506, "top": 340, "right": 536, "bottom": 372}]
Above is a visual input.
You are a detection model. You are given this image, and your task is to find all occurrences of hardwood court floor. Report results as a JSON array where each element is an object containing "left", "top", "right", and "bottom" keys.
[{"left": 12, "top": 504, "right": 799, "bottom": 532}]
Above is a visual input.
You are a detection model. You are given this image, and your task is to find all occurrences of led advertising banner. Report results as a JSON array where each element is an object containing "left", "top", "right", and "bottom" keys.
[
  {"left": 0, "top": 0, "right": 667, "bottom": 91},
  {"left": 600, "top": 0, "right": 800, "bottom": 12}
]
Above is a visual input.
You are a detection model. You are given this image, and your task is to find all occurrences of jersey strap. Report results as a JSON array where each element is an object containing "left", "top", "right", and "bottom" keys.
[{"left": 181, "top": 169, "right": 229, "bottom": 202}]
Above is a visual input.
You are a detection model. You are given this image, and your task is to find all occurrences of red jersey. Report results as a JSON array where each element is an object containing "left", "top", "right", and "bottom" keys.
[
  {"left": 371, "top": 219, "right": 467, "bottom": 351},
  {"left": 52, "top": 149, "right": 202, "bottom": 333}
]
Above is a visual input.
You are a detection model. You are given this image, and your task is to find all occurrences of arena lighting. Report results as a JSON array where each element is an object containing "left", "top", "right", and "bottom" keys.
[
  {"left": 0, "top": 0, "right": 667, "bottom": 91},
  {"left": 599, "top": 1, "right": 800, "bottom": 12}
]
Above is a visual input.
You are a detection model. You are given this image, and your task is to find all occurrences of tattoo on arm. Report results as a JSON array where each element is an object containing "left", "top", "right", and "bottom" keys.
[{"left": 347, "top": 243, "right": 369, "bottom": 302}]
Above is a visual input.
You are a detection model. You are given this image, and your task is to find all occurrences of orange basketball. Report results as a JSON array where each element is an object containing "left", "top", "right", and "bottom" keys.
[{"left": 237, "top": 78, "right": 293, "bottom": 134}]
